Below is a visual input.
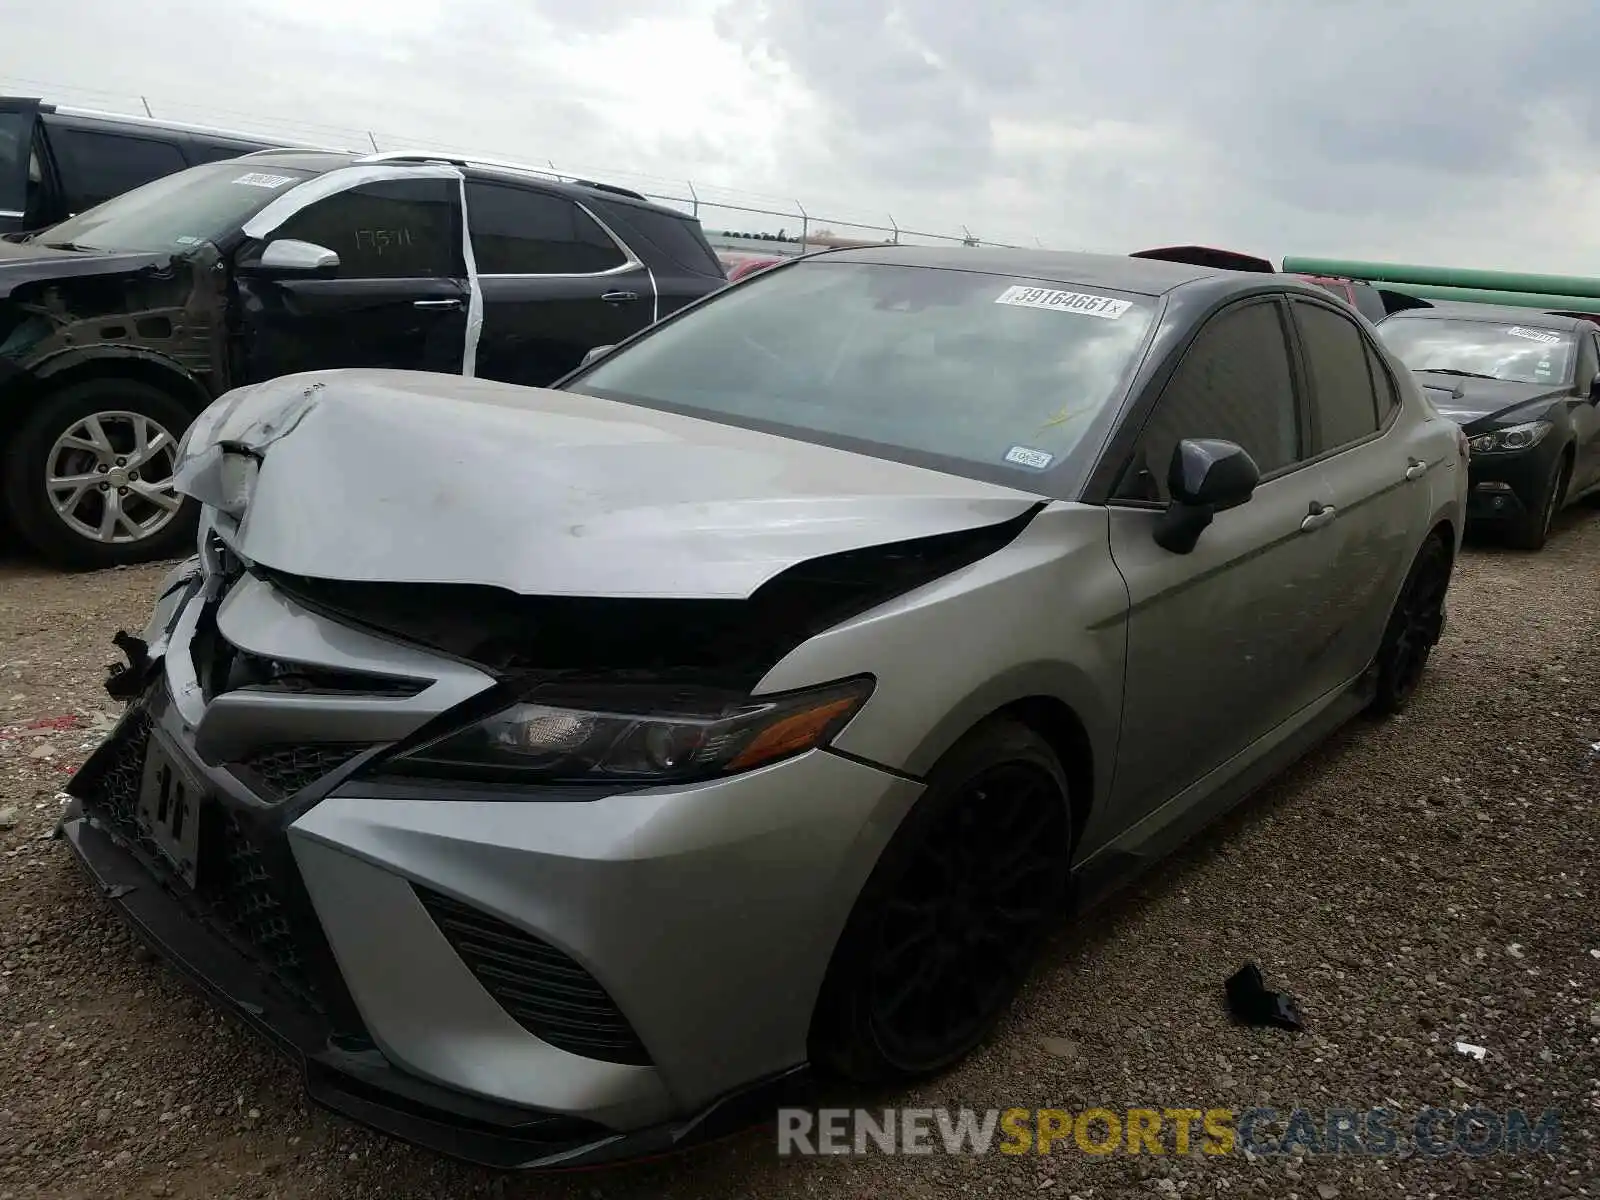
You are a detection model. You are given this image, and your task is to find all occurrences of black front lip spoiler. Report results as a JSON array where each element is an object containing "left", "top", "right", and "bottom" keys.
[{"left": 56, "top": 798, "right": 810, "bottom": 1170}]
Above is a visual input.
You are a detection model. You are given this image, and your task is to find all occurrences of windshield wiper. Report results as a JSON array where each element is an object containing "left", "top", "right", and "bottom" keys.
[
  {"left": 37, "top": 241, "right": 103, "bottom": 252},
  {"left": 1416, "top": 368, "right": 1499, "bottom": 380}
]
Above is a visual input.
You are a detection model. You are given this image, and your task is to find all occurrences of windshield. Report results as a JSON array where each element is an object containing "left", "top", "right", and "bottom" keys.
[
  {"left": 1377, "top": 316, "right": 1576, "bottom": 386},
  {"left": 568, "top": 259, "right": 1157, "bottom": 485},
  {"left": 34, "top": 160, "right": 314, "bottom": 254}
]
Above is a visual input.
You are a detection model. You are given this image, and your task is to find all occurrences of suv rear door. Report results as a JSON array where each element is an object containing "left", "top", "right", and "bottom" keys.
[
  {"left": 464, "top": 179, "right": 656, "bottom": 386},
  {"left": 0, "top": 98, "right": 42, "bottom": 234}
]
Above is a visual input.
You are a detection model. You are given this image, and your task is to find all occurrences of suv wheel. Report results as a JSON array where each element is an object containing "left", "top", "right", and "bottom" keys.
[{"left": 3, "top": 378, "right": 197, "bottom": 570}]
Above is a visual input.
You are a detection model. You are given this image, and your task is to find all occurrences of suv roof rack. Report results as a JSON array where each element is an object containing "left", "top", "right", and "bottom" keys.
[
  {"left": 236, "top": 145, "right": 345, "bottom": 158},
  {"left": 353, "top": 150, "right": 650, "bottom": 201}
]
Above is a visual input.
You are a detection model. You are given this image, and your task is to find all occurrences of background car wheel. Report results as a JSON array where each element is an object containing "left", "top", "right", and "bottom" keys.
[
  {"left": 808, "top": 717, "right": 1072, "bottom": 1085},
  {"left": 1505, "top": 453, "right": 1570, "bottom": 551},
  {"left": 1367, "top": 534, "right": 1452, "bottom": 718},
  {"left": 2, "top": 378, "right": 198, "bottom": 570}
]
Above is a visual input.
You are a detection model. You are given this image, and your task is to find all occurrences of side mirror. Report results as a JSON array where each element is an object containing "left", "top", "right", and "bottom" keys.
[
  {"left": 580, "top": 344, "right": 616, "bottom": 368},
  {"left": 1152, "top": 438, "right": 1261, "bottom": 555},
  {"left": 242, "top": 238, "right": 340, "bottom": 277},
  {"left": 1589, "top": 372, "right": 1600, "bottom": 402}
]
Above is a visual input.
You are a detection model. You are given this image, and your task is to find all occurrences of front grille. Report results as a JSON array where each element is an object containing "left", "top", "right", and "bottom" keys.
[
  {"left": 415, "top": 886, "right": 653, "bottom": 1067},
  {"left": 236, "top": 743, "right": 368, "bottom": 800},
  {"left": 86, "top": 708, "right": 152, "bottom": 833},
  {"left": 75, "top": 709, "right": 358, "bottom": 1024},
  {"left": 203, "top": 809, "right": 317, "bottom": 1002}
]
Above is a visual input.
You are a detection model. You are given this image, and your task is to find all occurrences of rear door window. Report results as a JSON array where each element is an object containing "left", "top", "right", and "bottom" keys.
[
  {"left": 1293, "top": 298, "right": 1382, "bottom": 454},
  {"left": 1366, "top": 341, "right": 1398, "bottom": 422},
  {"left": 271, "top": 177, "right": 463, "bottom": 279},
  {"left": 49, "top": 128, "right": 189, "bottom": 212},
  {"left": 465, "top": 182, "right": 629, "bottom": 274}
]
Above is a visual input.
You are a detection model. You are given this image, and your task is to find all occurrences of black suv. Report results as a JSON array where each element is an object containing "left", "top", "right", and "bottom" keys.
[
  {"left": 0, "top": 149, "right": 727, "bottom": 568},
  {"left": 1, "top": 97, "right": 283, "bottom": 235}
]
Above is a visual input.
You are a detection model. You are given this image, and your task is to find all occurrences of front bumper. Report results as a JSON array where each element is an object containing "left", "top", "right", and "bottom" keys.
[
  {"left": 59, "top": 565, "right": 923, "bottom": 1168},
  {"left": 1463, "top": 445, "right": 1557, "bottom": 523}
]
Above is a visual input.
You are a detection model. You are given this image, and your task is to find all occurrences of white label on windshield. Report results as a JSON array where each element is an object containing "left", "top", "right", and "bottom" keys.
[
  {"left": 232, "top": 172, "right": 297, "bottom": 189},
  {"left": 1507, "top": 325, "right": 1560, "bottom": 344},
  {"left": 995, "top": 285, "right": 1131, "bottom": 319},
  {"left": 174, "top": 235, "right": 200, "bottom": 245},
  {"left": 1005, "top": 445, "right": 1055, "bottom": 469}
]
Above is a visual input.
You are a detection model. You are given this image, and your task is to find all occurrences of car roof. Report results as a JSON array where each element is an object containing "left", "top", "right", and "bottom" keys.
[
  {"left": 1381, "top": 302, "right": 1597, "bottom": 331},
  {"left": 233, "top": 150, "right": 691, "bottom": 216},
  {"left": 804, "top": 244, "right": 1284, "bottom": 297}
]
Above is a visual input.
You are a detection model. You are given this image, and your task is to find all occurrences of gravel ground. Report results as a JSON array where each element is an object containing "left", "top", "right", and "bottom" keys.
[{"left": 2, "top": 513, "right": 1598, "bottom": 1200}]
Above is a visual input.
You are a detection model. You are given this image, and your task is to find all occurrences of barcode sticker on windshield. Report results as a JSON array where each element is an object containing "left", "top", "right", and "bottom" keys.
[
  {"left": 1507, "top": 325, "right": 1561, "bottom": 344},
  {"left": 1005, "top": 445, "right": 1055, "bottom": 469},
  {"left": 995, "top": 285, "right": 1131, "bottom": 319},
  {"left": 232, "top": 172, "right": 297, "bottom": 189}
]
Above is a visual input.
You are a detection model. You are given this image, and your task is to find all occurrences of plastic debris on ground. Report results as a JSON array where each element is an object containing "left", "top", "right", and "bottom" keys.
[
  {"left": 1223, "top": 962, "right": 1305, "bottom": 1031},
  {"left": 1454, "top": 1041, "right": 1488, "bottom": 1061}
]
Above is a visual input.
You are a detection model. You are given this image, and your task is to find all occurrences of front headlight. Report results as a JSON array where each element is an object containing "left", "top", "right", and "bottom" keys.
[
  {"left": 1468, "top": 420, "right": 1552, "bottom": 454},
  {"left": 386, "top": 676, "right": 875, "bottom": 785}
]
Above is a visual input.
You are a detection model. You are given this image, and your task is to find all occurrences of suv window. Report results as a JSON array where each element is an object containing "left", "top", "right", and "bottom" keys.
[
  {"left": 465, "top": 182, "right": 628, "bottom": 274},
  {"left": 272, "top": 178, "right": 461, "bottom": 279},
  {"left": 1294, "top": 299, "right": 1381, "bottom": 454},
  {"left": 50, "top": 128, "right": 188, "bottom": 211},
  {"left": 0, "top": 107, "right": 29, "bottom": 216},
  {"left": 590, "top": 200, "right": 724, "bottom": 278},
  {"left": 1115, "top": 299, "right": 1300, "bottom": 502}
]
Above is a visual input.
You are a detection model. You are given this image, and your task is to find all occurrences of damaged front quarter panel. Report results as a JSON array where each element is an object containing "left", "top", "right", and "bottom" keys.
[{"left": 0, "top": 244, "right": 230, "bottom": 406}]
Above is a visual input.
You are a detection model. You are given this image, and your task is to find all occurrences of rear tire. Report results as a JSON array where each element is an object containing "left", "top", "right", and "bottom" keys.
[
  {"left": 1505, "top": 453, "right": 1569, "bottom": 551},
  {"left": 1367, "top": 534, "right": 1452, "bottom": 717},
  {"left": 808, "top": 718, "right": 1072, "bottom": 1084},
  {"left": 2, "top": 378, "right": 198, "bottom": 570}
]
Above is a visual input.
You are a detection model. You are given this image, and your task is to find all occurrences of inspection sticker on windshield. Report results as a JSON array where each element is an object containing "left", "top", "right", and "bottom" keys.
[
  {"left": 995, "top": 285, "right": 1131, "bottom": 320},
  {"left": 1507, "top": 325, "right": 1561, "bottom": 344},
  {"left": 1004, "top": 445, "right": 1055, "bottom": 469},
  {"left": 232, "top": 172, "right": 297, "bottom": 189}
]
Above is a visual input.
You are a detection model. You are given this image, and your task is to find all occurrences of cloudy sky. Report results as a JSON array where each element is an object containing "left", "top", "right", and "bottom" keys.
[{"left": 6, "top": 0, "right": 1600, "bottom": 271}]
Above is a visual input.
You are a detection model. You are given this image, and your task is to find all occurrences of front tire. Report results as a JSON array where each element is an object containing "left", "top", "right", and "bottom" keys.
[
  {"left": 1505, "top": 453, "right": 1570, "bottom": 551},
  {"left": 808, "top": 718, "right": 1072, "bottom": 1084},
  {"left": 1367, "top": 534, "right": 1452, "bottom": 717},
  {"left": 2, "top": 378, "right": 198, "bottom": 570}
]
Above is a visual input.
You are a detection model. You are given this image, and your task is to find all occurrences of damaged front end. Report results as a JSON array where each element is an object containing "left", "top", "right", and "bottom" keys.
[{"left": 58, "top": 366, "right": 1044, "bottom": 1165}]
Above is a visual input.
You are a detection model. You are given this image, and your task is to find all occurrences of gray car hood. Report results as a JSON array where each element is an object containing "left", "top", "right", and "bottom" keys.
[{"left": 176, "top": 369, "right": 1043, "bottom": 599}]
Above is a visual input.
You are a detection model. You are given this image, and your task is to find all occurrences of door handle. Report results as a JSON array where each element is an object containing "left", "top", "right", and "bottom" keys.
[
  {"left": 413, "top": 298, "right": 463, "bottom": 310},
  {"left": 601, "top": 290, "right": 641, "bottom": 303},
  {"left": 1300, "top": 501, "right": 1337, "bottom": 532},
  {"left": 1404, "top": 458, "right": 1428, "bottom": 481}
]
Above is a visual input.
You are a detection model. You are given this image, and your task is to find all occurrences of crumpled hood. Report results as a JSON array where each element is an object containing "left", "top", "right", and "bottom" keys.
[
  {"left": 0, "top": 238, "right": 173, "bottom": 299},
  {"left": 1418, "top": 376, "right": 1566, "bottom": 429},
  {"left": 176, "top": 369, "right": 1044, "bottom": 599}
]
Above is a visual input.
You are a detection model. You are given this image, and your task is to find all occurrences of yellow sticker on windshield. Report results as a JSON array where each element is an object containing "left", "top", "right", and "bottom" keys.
[{"left": 995, "top": 285, "right": 1131, "bottom": 319}]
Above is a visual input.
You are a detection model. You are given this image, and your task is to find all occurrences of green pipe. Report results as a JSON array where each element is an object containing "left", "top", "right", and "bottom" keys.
[
  {"left": 1363, "top": 281, "right": 1600, "bottom": 315},
  {"left": 1283, "top": 256, "right": 1600, "bottom": 300}
]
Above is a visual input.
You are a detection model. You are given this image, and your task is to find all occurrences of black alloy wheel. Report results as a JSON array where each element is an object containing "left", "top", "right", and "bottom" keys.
[
  {"left": 810, "top": 719, "right": 1072, "bottom": 1083},
  {"left": 1368, "top": 534, "right": 1452, "bottom": 717}
]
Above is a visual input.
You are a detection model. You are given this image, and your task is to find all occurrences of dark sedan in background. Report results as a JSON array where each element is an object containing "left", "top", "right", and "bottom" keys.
[{"left": 1376, "top": 304, "right": 1600, "bottom": 549}]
